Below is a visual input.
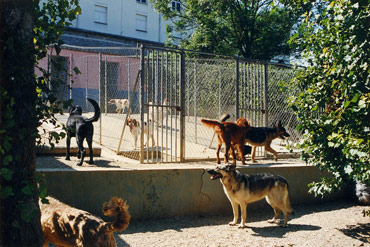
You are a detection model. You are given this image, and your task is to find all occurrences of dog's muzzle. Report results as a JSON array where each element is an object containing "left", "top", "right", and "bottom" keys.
[
  {"left": 280, "top": 132, "right": 290, "bottom": 139},
  {"left": 206, "top": 168, "right": 222, "bottom": 180}
]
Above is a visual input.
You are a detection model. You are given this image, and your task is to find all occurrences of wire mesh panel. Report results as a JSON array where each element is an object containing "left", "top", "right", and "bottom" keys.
[
  {"left": 267, "top": 64, "right": 301, "bottom": 143},
  {"left": 239, "top": 61, "right": 266, "bottom": 157},
  {"left": 184, "top": 56, "right": 238, "bottom": 160},
  {"left": 44, "top": 45, "right": 302, "bottom": 163}
]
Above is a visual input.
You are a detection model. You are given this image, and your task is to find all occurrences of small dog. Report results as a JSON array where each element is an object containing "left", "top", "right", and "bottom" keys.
[
  {"left": 126, "top": 118, "right": 155, "bottom": 148},
  {"left": 40, "top": 196, "right": 130, "bottom": 247},
  {"left": 66, "top": 98, "right": 100, "bottom": 166},
  {"left": 206, "top": 164, "right": 294, "bottom": 228},
  {"left": 109, "top": 98, "right": 129, "bottom": 114},
  {"left": 245, "top": 120, "right": 290, "bottom": 163},
  {"left": 201, "top": 117, "right": 250, "bottom": 165}
]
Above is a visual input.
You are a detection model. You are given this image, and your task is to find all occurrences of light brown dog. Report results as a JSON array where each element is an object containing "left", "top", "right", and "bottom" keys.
[
  {"left": 201, "top": 118, "right": 250, "bottom": 165},
  {"left": 40, "top": 196, "right": 130, "bottom": 247}
]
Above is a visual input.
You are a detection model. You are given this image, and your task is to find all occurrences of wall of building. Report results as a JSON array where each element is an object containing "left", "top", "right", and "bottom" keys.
[{"left": 71, "top": 0, "right": 168, "bottom": 44}]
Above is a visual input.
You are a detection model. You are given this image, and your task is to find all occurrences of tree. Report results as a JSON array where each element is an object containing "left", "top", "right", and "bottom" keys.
[
  {"left": 151, "top": 0, "right": 312, "bottom": 60},
  {"left": 289, "top": 0, "right": 369, "bottom": 202},
  {"left": 0, "top": 0, "right": 80, "bottom": 246}
]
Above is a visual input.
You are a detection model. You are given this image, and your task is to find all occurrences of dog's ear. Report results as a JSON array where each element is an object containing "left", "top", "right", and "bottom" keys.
[
  {"left": 276, "top": 120, "right": 283, "bottom": 129},
  {"left": 68, "top": 106, "right": 74, "bottom": 114}
]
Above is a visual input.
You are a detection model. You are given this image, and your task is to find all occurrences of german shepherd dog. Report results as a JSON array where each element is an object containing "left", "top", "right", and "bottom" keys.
[
  {"left": 201, "top": 117, "right": 250, "bottom": 165},
  {"left": 66, "top": 98, "right": 100, "bottom": 166},
  {"left": 206, "top": 164, "right": 294, "bottom": 228},
  {"left": 245, "top": 120, "right": 290, "bottom": 163}
]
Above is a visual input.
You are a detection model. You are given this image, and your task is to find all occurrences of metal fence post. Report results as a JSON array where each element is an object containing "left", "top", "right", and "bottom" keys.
[
  {"left": 104, "top": 56, "right": 108, "bottom": 115},
  {"left": 193, "top": 63, "right": 197, "bottom": 144},
  {"left": 98, "top": 52, "right": 102, "bottom": 145},
  {"left": 263, "top": 63, "right": 269, "bottom": 126},
  {"left": 140, "top": 45, "right": 145, "bottom": 163},
  {"left": 69, "top": 54, "right": 73, "bottom": 100},
  {"left": 179, "top": 50, "right": 185, "bottom": 162},
  {"left": 263, "top": 63, "right": 269, "bottom": 158},
  {"left": 235, "top": 56, "right": 240, "bottom": 119},
  {"left": 85, "top": 56, "right": 88, "bottom": 110},
  {"left": 128, "top": 58, "right": 130, "bottom": 104}
]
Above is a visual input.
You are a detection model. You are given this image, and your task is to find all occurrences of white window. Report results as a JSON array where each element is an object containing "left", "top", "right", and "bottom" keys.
[
  {"left": 172, "top": 0, "right": 181, "bottom": 12},
  {"left": 94, "top": 4, "right": 107, "bottom": 24},
  {"left": 136, "top": 14, "right": 147, "bottom": 32}
]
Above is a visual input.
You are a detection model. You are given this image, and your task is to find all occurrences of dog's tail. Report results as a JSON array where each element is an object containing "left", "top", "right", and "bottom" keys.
[
  {"left": 220, "top": 113, "right": 230, "bottom": 122},
  {"left": 101, "top": 197, "right": 131, "bottom": 233},
  {"left": 201, "top": 119, "right": 224, "bottom": 130},
  {"left": 86, "top": 98, "right": 101, "bottom": 122}
]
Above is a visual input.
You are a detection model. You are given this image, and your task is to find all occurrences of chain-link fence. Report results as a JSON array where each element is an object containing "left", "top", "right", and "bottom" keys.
[{"left": 44, "top": 45, "right": 301, "bottom": 163}]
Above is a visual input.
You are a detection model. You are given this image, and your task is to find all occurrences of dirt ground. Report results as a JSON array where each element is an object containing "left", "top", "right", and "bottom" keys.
[
  {"left": 116, "top": 201, "right": 369, "bottom": 247},
  {"left": 36, "top": 147, "right": 369, "bottom": 247}
]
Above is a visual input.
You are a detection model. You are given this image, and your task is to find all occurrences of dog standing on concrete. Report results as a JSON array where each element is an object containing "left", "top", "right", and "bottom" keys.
[
  {"left": 40, "top": 196, "right": 130, "bottom": 247},
  {"left": 109, "top": 98, "right": 129, "bottom": 114},
  {"left": 126, "top": 117, "right": 155, "bottom": 148},
  {"left": 245, "top": 120, "right": 290, "bottom": 163},
  {"left": 66, "top": 98, "right": 100, "bottom": 166},
  {"left": 201, "top": 117, "right": 250, "bottom": 165},
  {"left": 207, "top": 163, "right": 294, "bottom": 228}
]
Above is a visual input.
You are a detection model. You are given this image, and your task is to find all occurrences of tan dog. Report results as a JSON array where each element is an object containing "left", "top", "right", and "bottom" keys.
[
  {"left": 201, "top": 118, "right": 250, "bottom": 165},
  {"left": 207, "top": 164, "right": 294, "bottom": 228},
  {"left": 40, "top": 197, "right": 130, "bottom": 247},
  {"left": 109, "top": 98, "right": 129, "bottom": 114}
]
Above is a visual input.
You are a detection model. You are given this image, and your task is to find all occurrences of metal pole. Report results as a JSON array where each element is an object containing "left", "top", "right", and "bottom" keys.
[
  {"left": 85, "top": 56, "right": 88, "bottom": 110},
  {"left": 264, "top": 63, "right": 269, "bottom": 126},
  {"left": 127, "top": 59, "right": 130, "bottom": 104},
  {"left": 179, "top": 50, "right": 185, "bottom": 162},
  {"left": 235, "top": 56, "right": 239, "bottom": 119},
  {"left": 140, "top": 45, "right": 145, "bottom": 163},
  {"left": 98, "top": 53, "right": 102, "bottom": 145},
  {"left": 193, "top": 63, "right": 197, "bottom": 144},
  {"left": 69, "top": 54, "right": 73, "bottom": 100},
  {"left": 105, "top": 56, "right": 108, "bottom": 115}
]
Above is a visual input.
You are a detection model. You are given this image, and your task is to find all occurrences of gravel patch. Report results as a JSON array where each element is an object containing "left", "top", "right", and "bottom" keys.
[{"left": 116, "top": 201, "right": 369, "bottom": 247}]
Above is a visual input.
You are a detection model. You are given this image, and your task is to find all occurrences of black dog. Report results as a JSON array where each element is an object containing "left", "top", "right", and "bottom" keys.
[{"left": 66, "top": 98, "right": 100, "bottom": 166}]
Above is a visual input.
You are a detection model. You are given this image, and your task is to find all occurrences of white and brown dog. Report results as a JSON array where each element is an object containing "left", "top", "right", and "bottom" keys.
[
  {"left": 108, "top": 98, "right": 129, "bottom": 114},
  {"left": 126, "top": 118, "right": 155, "bottom": 149}
]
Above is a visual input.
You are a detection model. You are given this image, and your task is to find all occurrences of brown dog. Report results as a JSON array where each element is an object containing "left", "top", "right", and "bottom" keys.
[
  {"left": 201, "top": 117, "right": 250, "bottom": 165},
  {"left": 40, "top": 197, "right": 130, "bottom": 247},
  {"left": 245, "top": 120, "right": 290, "bottom": 163}
]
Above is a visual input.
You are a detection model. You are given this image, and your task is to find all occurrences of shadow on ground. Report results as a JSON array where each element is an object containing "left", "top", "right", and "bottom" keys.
[
  {"left": 337, "top": 223, "right": 370, "bottom": 244},
  {"left": 123, "top": 201, "right": 357, "bottom": 235}
]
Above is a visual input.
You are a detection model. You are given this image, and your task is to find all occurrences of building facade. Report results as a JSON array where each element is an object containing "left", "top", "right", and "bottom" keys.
[{"left": 63, "top": 0, "right": 177, "bottom": 47}]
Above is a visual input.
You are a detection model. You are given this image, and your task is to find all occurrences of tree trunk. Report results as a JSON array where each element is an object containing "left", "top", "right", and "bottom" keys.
[{"left": 0, "top": 0, "right": 43, "bottom": 246}]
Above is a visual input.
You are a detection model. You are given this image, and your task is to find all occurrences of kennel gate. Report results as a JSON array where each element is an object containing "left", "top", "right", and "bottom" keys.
[{"left": 138, "top": 46, "right": 185, "bottom": 163}]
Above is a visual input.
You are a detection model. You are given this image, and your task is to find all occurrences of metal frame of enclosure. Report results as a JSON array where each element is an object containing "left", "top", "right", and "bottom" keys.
[{"left": 42, "top": 44, "right": 301, "bottom": 164}]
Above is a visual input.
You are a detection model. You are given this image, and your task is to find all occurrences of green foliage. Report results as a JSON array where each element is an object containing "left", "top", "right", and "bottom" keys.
[
  {"left": 290, "top": 1, "right": 370, "bottom": 197},
  {"left": 151, "top": 0, "right": 311, "bottom": 60},
  {"left": 34, "top": 0, "right": 81, "bottom": 147},
  {"left": 0, "top": 0, "right": 80, "bottom": 230}
]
